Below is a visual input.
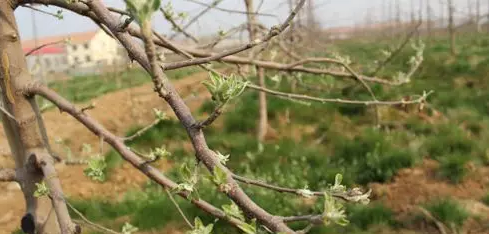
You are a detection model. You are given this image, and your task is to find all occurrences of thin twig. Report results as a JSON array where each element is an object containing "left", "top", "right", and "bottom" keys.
[
  {"left": 161, "top": 8, "right": 199, "bottom": 43},
  {"left": 195, "top": 102, "right": 225, "bottom": 128},
  {"left": 232, "top": 174, "right": 369, "bottom": 202},
  {"left": 165, "top": 188, "right": 194, "bottom": 229},
  {"left": 247, "top": 83, "right": 433, "bottom": 106},
  {"left": 297, "top": 224, "right": 314, "bottom": 234},
  {"left": 22, "top": 4, "right": 61, "bottom": 18},
  {"left": 24, "top": 40, "right": 66, "bottom": 57},
  {"left": 162, "top": 0, "right": 307, "bottom": 70},
  {"left": 281, "top": 214, "right": 322, "bottom": 223},
  {"left": 0, "top": 104, "right": 16, "bottom": 120},
  {"left": 372, "top": 21, "right": 422, "bottom": 76},
  {"left": 67, "top": 202, "right": 121, "bottom": 234},
  {"left": 169, "top": 0, "right": 224, "bottom": 40},
  {"left": 182, "top": 0, "right": 276, "bottom": 17},
  {"left": 122, "top": 118, "right": 162, "bottom": 142},
  {"left": 415, "top": 206, "right": 449, "bottom": 234}
]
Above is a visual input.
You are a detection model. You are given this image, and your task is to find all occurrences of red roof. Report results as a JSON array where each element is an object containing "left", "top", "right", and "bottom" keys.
[{"left": 23, "top": 46, "right": 65, "bottom": 55}]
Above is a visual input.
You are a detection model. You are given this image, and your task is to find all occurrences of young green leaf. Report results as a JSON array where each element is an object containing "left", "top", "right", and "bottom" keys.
[
  {"left": 222, "top": 202, "right": 245, "bottom": 221},
  {"left": 187, "top": 217, "right": 214, "bottom": 234},
  {"left": 121, "top": 222, "right": 138, "bottom": 234},
  {"left": 83, "top": 156, "right": 107, "bottom": 182},
  {"left": 322, "top": 192, "right": 349, "bottom": 227},
  {"left": 237, "top": 219, "right": 257, "bottom": 234},
  {"left": 34, "top": 181, "right": 49, "bottom": 198}
]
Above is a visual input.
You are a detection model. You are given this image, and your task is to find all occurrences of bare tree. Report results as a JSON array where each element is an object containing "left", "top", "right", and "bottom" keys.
[
  {"left": 243, "top": 0, "right": 268, "bottom": 142},
  {"left": 0, "top": 0, "right": 430, "bottom": 233},
  {"left": 426, "top": 0, "right": 433, "bottom": 42}
]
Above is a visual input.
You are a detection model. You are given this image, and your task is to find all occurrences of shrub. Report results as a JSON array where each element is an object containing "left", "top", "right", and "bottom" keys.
[
  {"left": 347, "top": 203, "right": 397, "bottom": 230},
  {"left": 424, "top": 198, "right": 469, "bottom": 229},
  {"left": 437, "top": 154, "right": 468, "bottom": 183},
  {"left": 331, "top": 128, "right": 416, "bottom": 184},
  {"left": 424, "top": 125, "right": 473, "bottom": 160},
  {"left": 356, "top": 142, "right": 415, "bottom": 184}
]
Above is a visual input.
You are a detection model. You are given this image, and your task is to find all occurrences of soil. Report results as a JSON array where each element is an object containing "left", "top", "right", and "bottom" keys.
[
  {"left": 0, "top": 71, "right": 211, "bottom": 234},
  {"left": 0, "top": 70, "right": 488, "bottom": 234}
]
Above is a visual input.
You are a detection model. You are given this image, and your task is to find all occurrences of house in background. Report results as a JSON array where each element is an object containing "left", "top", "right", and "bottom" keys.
[
  {"left": 21, "top": 29, "right": 128, "bottom": 78},
  {"left": 22, "top": 44, "right": 69, "bottom": 78},
  {"left": 66, "top": 30, "right": 127, "bottom": 74}
]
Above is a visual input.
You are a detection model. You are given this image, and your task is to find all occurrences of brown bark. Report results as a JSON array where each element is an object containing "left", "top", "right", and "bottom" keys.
[
  {"left": 244, "top": 0, "right": 269, "bottom": 142},
  {"left": 257, "top": 67, "right": 267, "bottom": 142},
  {"left": 244, "top": 0, "right": 257, "bottom": 42},
  {"left": 0, "top": 1, "right": 75, "bottom": 233}
]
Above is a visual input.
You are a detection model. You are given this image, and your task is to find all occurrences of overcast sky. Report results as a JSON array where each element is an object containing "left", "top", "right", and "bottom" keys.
[{"left": 14, "top": 0, "right": 481, "bottom": 41}]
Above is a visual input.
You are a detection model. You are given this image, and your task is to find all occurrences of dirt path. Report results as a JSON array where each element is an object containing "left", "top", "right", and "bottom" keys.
[{"left": 0, "top": 71, "right": 212, "bottom": 234}]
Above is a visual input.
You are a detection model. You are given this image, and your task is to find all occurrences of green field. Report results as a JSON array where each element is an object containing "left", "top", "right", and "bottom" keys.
[{"left": 57, "top": 34, "right": 489, "bottom": 233}]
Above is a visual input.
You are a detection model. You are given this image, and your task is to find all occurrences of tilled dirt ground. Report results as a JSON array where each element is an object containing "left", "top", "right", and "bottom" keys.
[
  {"left": 0, "top": 71, "right": 488, "bottom": 234},
  {"left": 0, "top": 71, "right": 210, "bottom": 234}
]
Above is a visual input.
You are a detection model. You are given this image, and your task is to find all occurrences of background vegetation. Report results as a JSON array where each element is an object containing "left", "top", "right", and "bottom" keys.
[{"left": 55, "top": 33, "right": 489, "bottom": 234}]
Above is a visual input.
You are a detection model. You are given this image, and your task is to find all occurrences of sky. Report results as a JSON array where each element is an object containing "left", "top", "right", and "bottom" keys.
[{"left": 14, "top": 0, "right": 482, "bottom": 41}]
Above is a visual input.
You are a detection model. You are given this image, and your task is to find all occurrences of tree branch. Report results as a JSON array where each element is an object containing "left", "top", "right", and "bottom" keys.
[
  {"left": 161, "top": 8, "right": 199, "bottom": 43},
  {"left": 30, "top": 152, "right": 78, "bottom": 233},
  {"left": 26, "top": 83, "right": 245, "bottom": 229},
  {"left": 247, "top": 83, "right": 433, "bottom": 106},
  {"left": 17, "top": 0, "right": 402, "bottom": 86},
  {"left": 169, "top": 0, "right": 224, "bottom": 41},
  {"left": 162, "top": 0, "right": 306, "bottom": 70},
  {"left": 372, "top": 21, "right": 422, "bottom": 76},
  {"left": 122, "top": 118, "right": 162, "bottom": 142},
  {"left": 24, "top": 40, "right": 65, "bottom": 57},
  {"left": 182, "top": 0, "right": 277, "bottom": 17},
  {"left": 67, "top": 202, "right": 120, "bottom": 234}
]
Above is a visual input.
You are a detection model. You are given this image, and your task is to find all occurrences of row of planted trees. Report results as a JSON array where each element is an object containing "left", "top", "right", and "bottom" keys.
[{"left": 0, "top": 0, "right": 431, "bottom": 233}]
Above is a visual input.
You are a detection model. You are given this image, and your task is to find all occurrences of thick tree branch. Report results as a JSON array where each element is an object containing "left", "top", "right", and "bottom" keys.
[
  {"left": 30, "top": 152, "right": 78, "bottom": 233},
  {"left": 25, "top": 84, "right": 246, "bottom": 229}
]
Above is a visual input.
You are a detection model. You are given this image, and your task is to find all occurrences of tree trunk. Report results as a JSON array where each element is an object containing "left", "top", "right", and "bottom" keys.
[
  {"left": 426, "top": 0, "right": 432, "bottom": 43},
  {"left": 257, "top": 67, "right": 267, "bottom": 142},
  {"left": 476, "top": 0, "right": 481, "bottom": 32},
  {"left": 244, "top": 0, "right": 257, "bottom": 42},
  {"left": 448, "top": 0, "right": 456, "bottom": 55},
  {"left": 244, "top": 0, "right": 268, "bottom": 142},
  {"left": 0, "top": 1, "right": 75, "bottom": 233}
]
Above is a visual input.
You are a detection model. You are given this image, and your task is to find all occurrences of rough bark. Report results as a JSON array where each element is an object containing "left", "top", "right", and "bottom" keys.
[
  {"left": 0, "top": 1, "right": 75, "bottom": 233},
  {"left": 244, "top": 0, "right": 269, "bottom": 142}
]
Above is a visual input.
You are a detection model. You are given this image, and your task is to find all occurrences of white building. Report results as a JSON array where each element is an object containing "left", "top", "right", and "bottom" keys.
[{"left": 22, "top": 29, "right": 128, "bottom": 77}]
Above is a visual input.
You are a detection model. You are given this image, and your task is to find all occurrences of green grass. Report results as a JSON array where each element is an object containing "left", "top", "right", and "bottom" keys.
[
  {"left": 424, "top": 198, "right": 469, "bottom": 229},
  {"left": 437, "top": 154, "right": 469, "bottom": 183},
  {"left": 67, "top": 33, "right": 489, "bottom": 233},
  {"left": 47, "top": 66, "right": 200, "bottom": 104}
]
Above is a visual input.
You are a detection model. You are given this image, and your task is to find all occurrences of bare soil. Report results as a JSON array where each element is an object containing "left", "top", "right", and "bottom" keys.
[{"left": 0, "top": 71, "right": 211, "bottom": 234}]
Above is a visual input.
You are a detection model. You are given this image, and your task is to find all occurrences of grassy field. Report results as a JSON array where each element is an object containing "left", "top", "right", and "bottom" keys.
[
  {"left": 57, "top": 34, "right": 489, "bottom": 233},
  {"left": 47, "top": 66, "right": 201, "bottom": 104}
]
